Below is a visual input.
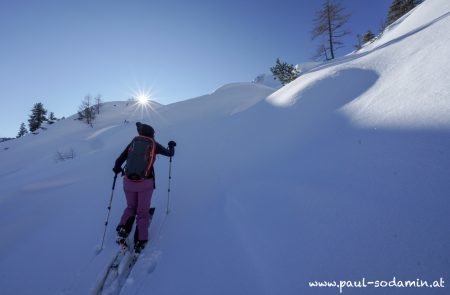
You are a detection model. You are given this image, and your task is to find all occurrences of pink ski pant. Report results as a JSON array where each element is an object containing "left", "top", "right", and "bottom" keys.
[{"left": 119, "top": 177, "right": 154, "bottom": 241}]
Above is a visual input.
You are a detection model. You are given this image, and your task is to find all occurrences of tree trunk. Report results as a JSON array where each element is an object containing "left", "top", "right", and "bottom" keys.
[{"left": 327, "top": 4, "right": 335, "bottom": 59}]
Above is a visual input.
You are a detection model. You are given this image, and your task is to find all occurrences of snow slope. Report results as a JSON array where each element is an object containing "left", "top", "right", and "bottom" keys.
[{"left": 0, "top": 0, "right": 449, "bottom": 294}]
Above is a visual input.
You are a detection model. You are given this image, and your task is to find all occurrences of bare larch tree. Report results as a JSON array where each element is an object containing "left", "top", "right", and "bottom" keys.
[{"left": 312, "top": 0, "right": 350, "bottom": 60}]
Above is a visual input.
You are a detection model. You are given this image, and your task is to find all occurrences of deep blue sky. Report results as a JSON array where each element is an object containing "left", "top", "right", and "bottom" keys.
[{"left": 0, "top": 0, "right": 392, "bottom": 138}]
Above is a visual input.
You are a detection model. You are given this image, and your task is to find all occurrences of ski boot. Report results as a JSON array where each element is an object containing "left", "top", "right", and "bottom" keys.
[
  {"left": 134, "top": 240, "right": 147, "bottom": 254},
  {"left": 116, "top": 225, "right": 130, "bottom": 250}
]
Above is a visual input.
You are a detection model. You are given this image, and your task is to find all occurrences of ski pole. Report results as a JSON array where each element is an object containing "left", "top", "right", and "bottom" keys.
[
  {"left": 99, "top": 173, "right": 118, "bottom": 251},
  {"left": 166, "top": 157, "right": 173, "bottom": 215}
]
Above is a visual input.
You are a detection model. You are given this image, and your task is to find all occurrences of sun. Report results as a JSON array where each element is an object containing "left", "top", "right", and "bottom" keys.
[
  {"left": 132, "top": 87, "right": 152, "bottom": 107},
  {"left": 136, "top": 93, "right": 150, "bottom": 105},
  {"left": 128, "top": 85, "right": 161, "bottom": 121}
]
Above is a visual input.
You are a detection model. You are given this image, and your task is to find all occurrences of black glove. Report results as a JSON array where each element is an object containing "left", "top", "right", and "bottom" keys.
[
  {"left": 112, "top": 166, "right": 122, "bottom": 175},
  {"left": 168, "top": 141, "right": 177, "bottom": 148}
]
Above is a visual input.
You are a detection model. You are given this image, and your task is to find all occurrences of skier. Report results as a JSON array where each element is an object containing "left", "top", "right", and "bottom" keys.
[{"left": 112, "top": 122, "right": 176, "bottom": 252}]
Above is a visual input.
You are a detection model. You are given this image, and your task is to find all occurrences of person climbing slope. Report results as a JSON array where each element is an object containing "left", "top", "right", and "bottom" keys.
[{"left": 112, "top": 122, "right": 176, "bottom": 252}]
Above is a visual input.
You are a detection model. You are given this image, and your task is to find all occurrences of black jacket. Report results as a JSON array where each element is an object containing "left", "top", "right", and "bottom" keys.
[{"left": 114, "top": 138, "right": 174, "bottom": 186}]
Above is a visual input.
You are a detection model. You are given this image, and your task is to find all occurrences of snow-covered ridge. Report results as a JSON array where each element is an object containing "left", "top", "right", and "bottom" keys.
[{"left": 157, "top": 82, "right": 276, "bottom": 125}]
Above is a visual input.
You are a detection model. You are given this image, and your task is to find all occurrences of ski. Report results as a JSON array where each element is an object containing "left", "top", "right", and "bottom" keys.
[
  {"left": 115, "top": 208, "right": 155, "bottom": 288},
  {"left": 93, "top": 207, "right": 156, "bottom": 294},
  {"left": 93, "top": 238, "right": 130, "bottom": 295},
  {"left": 114, "top": 248, "right": 142, "bottom": 290}
]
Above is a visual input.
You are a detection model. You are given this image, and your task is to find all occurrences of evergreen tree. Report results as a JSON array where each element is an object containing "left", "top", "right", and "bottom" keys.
[
  {"left": 17, "top": 122, "right": 28, "bottom": 138},
  {"left": 28, "top": 102, "right": 48, "bottom": 132},
  {"left": 362, "top": 30, "right": 375, "bottom": 43},
  {"left": 270, "top": 58, "right": 300, "bottom": 86},
  {"left": 387, "top": 0, "right": 404, "bottom": 25},
  {"left": 403, "top": 0, "right": 422, "bottom": 13},
  {"left": 379, "top": 18, "right": 387, "bottom": 33},
  {"left": 312, "top": 0, "right": 350, "bottom": 60},
  {"left": 387, "top": 0, "right": 422, "bottom": 25},
  {"left": 49, "top": 112, "right": 57, "bottom": 121},
  {"left": 354, "top": 34, "right": 363, "bottom": 50}
]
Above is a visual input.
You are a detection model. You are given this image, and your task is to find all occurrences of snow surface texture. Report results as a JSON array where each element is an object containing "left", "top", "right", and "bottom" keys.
[{"left": 0, "top": 0, "right": 449, "bottom": 294}]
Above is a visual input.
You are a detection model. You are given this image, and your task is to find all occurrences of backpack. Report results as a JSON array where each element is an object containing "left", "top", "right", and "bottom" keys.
[{"left": 125, "top": 136, "right": 156, "bottom": 180}]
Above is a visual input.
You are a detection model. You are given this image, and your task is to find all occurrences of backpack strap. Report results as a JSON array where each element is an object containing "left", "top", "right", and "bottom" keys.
[{"left": 141, "top": 136, "right": 156, "bottom": 178}]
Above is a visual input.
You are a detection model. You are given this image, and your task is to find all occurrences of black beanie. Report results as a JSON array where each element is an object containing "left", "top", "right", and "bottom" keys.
[{"left": 136, "top": 122, "right": 155, "bottom": 138}]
